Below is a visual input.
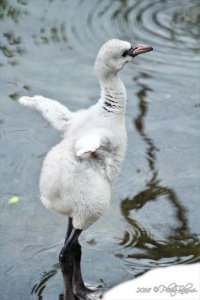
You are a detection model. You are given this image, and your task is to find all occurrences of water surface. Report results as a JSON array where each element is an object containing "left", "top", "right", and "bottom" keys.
[{"left": 0, "top": 0, "right": 200, "bottom": 299}]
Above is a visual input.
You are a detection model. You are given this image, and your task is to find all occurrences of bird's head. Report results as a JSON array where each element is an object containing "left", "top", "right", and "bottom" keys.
[{"left": 95, "top": 39, "right": 153, "bottom": 79}]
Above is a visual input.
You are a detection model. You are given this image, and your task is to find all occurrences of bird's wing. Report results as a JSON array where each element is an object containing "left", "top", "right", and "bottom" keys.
[
  {"left": 19, "top": 95, "right": 73, "bottom": 132},
  {"left": 75, "top": 133, "right": 101, "bottom": 158}
]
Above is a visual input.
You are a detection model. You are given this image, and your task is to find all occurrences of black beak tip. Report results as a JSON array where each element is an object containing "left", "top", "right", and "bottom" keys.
[{"left": 146, "top": 46, "right": 153, "bottom": 52}]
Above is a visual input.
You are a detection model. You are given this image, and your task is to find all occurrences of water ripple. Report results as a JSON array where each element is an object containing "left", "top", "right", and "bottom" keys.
[{"left": 66, "top": 0, "right": 200, "bottom": 73}]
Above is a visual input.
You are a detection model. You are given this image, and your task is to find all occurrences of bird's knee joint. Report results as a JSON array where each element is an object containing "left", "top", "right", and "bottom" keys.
[{"left": 59, "top": 252, "right": 73, "bottom": 265}]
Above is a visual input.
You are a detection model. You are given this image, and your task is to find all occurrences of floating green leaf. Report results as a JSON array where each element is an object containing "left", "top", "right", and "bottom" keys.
[{"left": 8, "top": 196, "right": 19, "bottom": 204}]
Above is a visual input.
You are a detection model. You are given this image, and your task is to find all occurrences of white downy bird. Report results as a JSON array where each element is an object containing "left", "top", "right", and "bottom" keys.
[{"left": 19, "top": 39, "right": 153, "bottom": 300}]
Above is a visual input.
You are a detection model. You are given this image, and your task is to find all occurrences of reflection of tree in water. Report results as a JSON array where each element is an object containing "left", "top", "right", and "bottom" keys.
[
  {"left": 31, "top": 263, "right": 66, "bottom": 300},
  {"left": 0, "top": 0, "right": 68, "bottom": 67},
  {"left": 119, "top": 72, "right": 200, "bottom": 264}
]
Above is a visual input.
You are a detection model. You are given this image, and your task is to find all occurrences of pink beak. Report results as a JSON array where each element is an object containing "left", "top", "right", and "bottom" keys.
[{"left": 130, "top": 44, "right": 153, "bottom": 57}]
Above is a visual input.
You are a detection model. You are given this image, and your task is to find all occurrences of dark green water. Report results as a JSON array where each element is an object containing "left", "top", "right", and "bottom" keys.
[{"left": 0, "top": 0, "right": 200, "bottom": 299}]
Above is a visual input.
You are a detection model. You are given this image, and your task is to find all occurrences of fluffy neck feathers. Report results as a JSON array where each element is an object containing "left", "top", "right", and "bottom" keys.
[{"left": 98, "top": 74, "right": 126, "bottom": 116}]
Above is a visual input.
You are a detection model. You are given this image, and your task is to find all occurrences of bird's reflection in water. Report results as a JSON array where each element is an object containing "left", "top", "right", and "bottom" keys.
[{"left": 118, "top": 73, "right": 200, "bottom": 268}]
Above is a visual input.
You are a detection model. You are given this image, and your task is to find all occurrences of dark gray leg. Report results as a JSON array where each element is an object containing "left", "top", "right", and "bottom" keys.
[
  {"left": 60, "top": 219, "right": 93, "bottom": 300},
  {"left": 73, "top": 241, "right": 94, "bottom": 299},
  {"left": 59, "top": 227, "right": 82, "bottom": 300},
  {"left": 65, "top": 217, "right": 73, "bottom": 244}
]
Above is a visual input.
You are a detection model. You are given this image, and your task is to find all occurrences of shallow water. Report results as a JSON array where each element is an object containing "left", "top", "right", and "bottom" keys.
[{"left": 0, "top": 0, "right": 200, "bottom": 299}]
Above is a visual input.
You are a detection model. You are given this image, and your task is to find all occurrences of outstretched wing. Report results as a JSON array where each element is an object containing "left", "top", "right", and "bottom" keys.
[{"left": 19, "top": 95, "right": 73, "bottom": 132}]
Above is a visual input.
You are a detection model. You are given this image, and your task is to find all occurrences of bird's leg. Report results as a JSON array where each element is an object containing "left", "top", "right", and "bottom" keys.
[
  {"left": 65, "top": 217, "right": 73, "bottom": 244},
  {"left": 59, "top": 227, "right": 82, "bottom": 300},
  {"left": 73, "top": 241, "right": 95, "bottom": 299}
]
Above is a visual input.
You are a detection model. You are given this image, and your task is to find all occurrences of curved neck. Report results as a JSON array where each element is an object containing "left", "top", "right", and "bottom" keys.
[{"left": 98, "top": 74, "right": 127, "bottom": 116}]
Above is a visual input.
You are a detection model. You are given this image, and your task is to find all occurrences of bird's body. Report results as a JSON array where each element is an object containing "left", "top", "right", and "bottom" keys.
[
  {"left": 19, "top": 39, "right": 153, "bottom": 300},
  {"left": 20, "top": 68, "right": 127, "bottom": 230},
  {"left": 40, "top": 95, "right": 127, "bottom": 230}
]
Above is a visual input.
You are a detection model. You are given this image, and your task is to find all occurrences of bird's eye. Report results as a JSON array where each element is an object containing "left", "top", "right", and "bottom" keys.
[{"left": 122, "top": 50, "right": 128, "bottom": 57}]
